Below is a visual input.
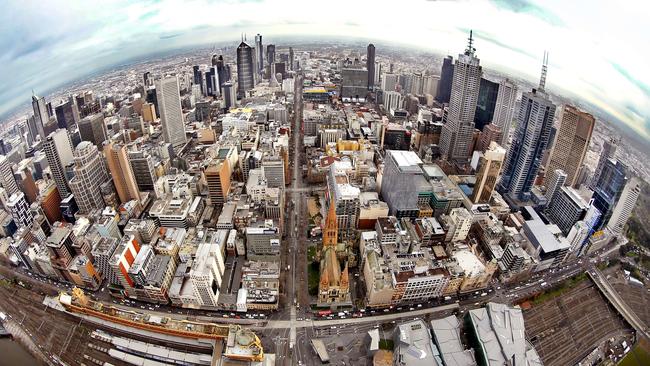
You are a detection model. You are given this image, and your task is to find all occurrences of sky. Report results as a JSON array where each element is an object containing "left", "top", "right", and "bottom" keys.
[{"left": 0, "top": 0, "right": 649, "bottom": 142}]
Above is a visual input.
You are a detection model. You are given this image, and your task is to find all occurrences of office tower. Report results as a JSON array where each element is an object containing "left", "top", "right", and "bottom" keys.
[
  {"left": 205, "top": 159, "right": 231, "bottom": 206},
  {"left": 32, "top": 93, "right": 48, "bottom": 140},
  {"left": 498, "top": 53, "right": 556, "bottom": 201},
  {"left": 471, "top": 141, "right": 506, "bottom": 204},
  {"left": 0, "top": 155, "right": 18, "bottom": 196},
  {"left": 476, "top": 123, "right": 502, "bottom": 152},
  {"left": 266, "top": 44, "right": 275, "bottom": 65},
  {"left": 262, "top": 157, "right": 285, "bottom": 188},
  {"left": 155, "top": 76, "right": 187, "bottom": 149},
  {"left": 68, "top": 141, "right": 108, "bottom": 214},
  {"left": 367, "top": 43, "right": 376, "bottom": 89},
  {"left": 104, "top": 141, "right": 140, "bottom": 204},
  {"left": 381, "top": 73, "right": 399, "bottom": 92},
  {"left": 340, "top": 67, "right": 369, "bottom": 102},
  {"left": 192, "top": 65, "right": 202, "bottom": 91},
  {"left": 492, "top": 79, "right": 517, "bottom": 147},
  {"left": 547, "top": 186, "right": 589, "bottom": 235},
  {"left": 380, "top": 150, "right": 425, "bottom": 218},
  {"left": 439, "top": 31, "right": 482, "bottom": 161},
  {"left": 606, "top": 177, "right": 640, "bottom": 235},
  {"left": 109, "top": 235, "right": 141, "bottom": 293},
  {"left": 222, "top": 82, "right": 236, "bottom": 109},
  {"left": 289, "top": 47, "right": 294, "bottom": 70},
  {"left": 215, "top": 55, "right": 228, "bottom": 93},
  {"left": 142, "top": 102, "right": 156, "bottom": 123},
  {"left": 7, "top": 192, "right": 33, "bottom": 228},
  {"left": 398, "top": 73, "right": 413, "bottom": 93},
  {"left": 590, "top": 137, "right": 618, "bottom": 190},
  {"left": 43, "top": 129, "right": 74, "bottom": 199},
  {"left": 474, "top": 78, "right": 499, "bottom": 131},
  {"left": 254, "top": 34, "right": 264, "bottom": 77},
  {"left": 205, "top": 67, "right": 220, "bottom": 97},
  {"left": 383, "top": 91, "right": 404, "bottom": 112},
  {"left": 78, "top": 113, "right": 108, "bottom": 148},
  {"left": 143, "top": 71, "right": 153, "bottom": 87},
  {"left": 592, "top": 158, "right": 627, "bottom": 230},
  {"left": 55, "top": 99, "right": 79, "bottom": 130},
  {"left": 14, "top": 165, "right": 38, "bottom": 204},
  {"left": 422, "top": 75, "right": 440, "bottom": 97},
  {"left": 435, "top": 56, "right": 454, "bottom": 104},
  {"left": 128, "top": 149, "right": 157, "bottom": 191},
  {"left": 236, "top": 41, "right": 255, "bottom": 98},
  {"left": 544, "top": 105, "right": 595, "bottom": 187},
  {"left": 544, "top": 169, "right": 567, "bottom": 205}
]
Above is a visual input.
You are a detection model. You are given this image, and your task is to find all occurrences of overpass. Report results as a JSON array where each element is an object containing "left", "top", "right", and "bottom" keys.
[{"left": 587, "top": 268, "right": 650, "bottom": 340}]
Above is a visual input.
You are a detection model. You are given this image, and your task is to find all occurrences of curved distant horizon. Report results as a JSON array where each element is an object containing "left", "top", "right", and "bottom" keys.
[{"left": 1, "top": 0, "right": 648, "bottom": 142}]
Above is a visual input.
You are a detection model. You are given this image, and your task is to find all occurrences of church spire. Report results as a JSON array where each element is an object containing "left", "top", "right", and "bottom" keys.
[{"left": 323, "top": 198, "right": 338, "bottom": 248}]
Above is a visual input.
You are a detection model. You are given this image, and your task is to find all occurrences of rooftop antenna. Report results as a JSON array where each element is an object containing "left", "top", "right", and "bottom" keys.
[
  {"left": 539, "top": 51, "right": 548, "bottom": 91},
  {"left": 465, "top": 30, "right": 476, "bottom": 56}
]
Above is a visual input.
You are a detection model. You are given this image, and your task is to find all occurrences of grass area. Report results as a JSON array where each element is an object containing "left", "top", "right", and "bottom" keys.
[
  {"left": 378, "top": 339, "right": 394, "bottom": 351},
  {"left": 307, "top": 246, "right": 316, "bottom": 262},
  {"left": 626, "top": 252, "right": 639, "bottom": 258},
  {"left": 618, "top": 340, "right": 650, "bottom": 366},
  {"left": 531, "top": 273, "right": 587, "bottom": 305},
  {"left": 308, "top": 262, "right": 320, "bottom": 296}
]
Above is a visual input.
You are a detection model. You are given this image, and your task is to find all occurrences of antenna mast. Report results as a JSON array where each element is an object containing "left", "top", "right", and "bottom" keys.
[
  {"left": 539, "top": 51, "right": 548, "bottom": 91},
  {"left": 465, "top": 30, "right": 475, "bottom": 56}
]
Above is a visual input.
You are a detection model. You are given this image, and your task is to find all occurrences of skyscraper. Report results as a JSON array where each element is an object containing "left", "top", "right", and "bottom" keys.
[
  {"left": 215, "top": 55, "right": 229, "bottom": 94},
  {"left": 289, "top": 47, "right": 294, "bottom": 71},
  {"left": 474, "top": 78, "right": 499, "bottom": 131},
  {"left": 7, "top": 192, "right": 33, "bottom": 228},
  {"left": 367, "top": 44, "right": 376, "bottom": 89},
  {"left": 0, "top": 155, "right": 19, "bottom": 196},
  {"left": 492, "top": 78, "right": 517, "bottom": 147},
  {"left": 78, "top": 113, "right": 108, "bottom": 148},
  {"left": 546, "top": 186, "right": 589, "bottom": 235},
  {"left": 498, "top": 53, "right": 556, "bottom": 202},
  {"left": 54, "top": 99, "right": 79, "bottom": 131},
  {"left": 43, "top": 129, "right": 75, "bottom": 200},
  {"left": 236, "top": 41, "right": 255, "bottom": 98},
  {"left": 591, "top": 158, "right": 627, "bottom": 230},
  {"left": 128, "top": 149, "right": 157, "bottom": 192},
  {"left": 255, "top": 34, "right": 264, "bottom": 78},
  {"left": 470, "top": 141, "right": 505, "bottom": 204},
  {"left": 544, "top": 105, "right": 595, "bottom": 187},
  {"left": 155, "top": 76, "right": 186, "bottom": 149},
  {"left": 192, "top": 65, "right": 202, "bottom": 93},
  {"left": 32, "top": 93, "right": 48, "bottom": 140},
  {"left": 266, "top": 44, "right": 276, "bottom": 65},
  {"left": 68, "top": 141, "right": 108, "bottom": 213},
  {"left": 439, "top": 31, "right": 482, "bottom": 161},
  {"left": 104, "top": 142, "right": 140, "bottom": 204},
  {"left": 544, "top": 169, "right": 567, "bottom": 206},
  {"left": 590, "top": 137, "right": 618, "bottom": 190},
  {"left": 435, "top": 56, "right": 454, "bottom": 104},
  {"left": 606, "top": 177, "right": 641, "bottom": 235}
]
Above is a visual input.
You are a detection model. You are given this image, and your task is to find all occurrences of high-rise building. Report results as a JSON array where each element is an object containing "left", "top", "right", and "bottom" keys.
[
  {"left": 43, "top": 129, "right": 75, "bottom": 200},
  {"left": 340, "top": 67, "right": 369, "bottom": 102},
  {"left": 289, "top": 47, "right": 294, "bottom": 71},
  {"left": 471, "top": 142, "right": 506, "bottom": 204},
  {"left": 606, "top": 177, "right": 641, "bottom": 235},
  {"left": 498, "top": 53, "right": 556, "bottom": 202},
  {"left": 380, "top": 150, "right": 425, "bottom": 218},
  {"left": 381, "top": 73, "right": 399, "bottom": 93},
  {"left": 474, "top": 78, "right": 499, "bottom": 131},
  {"left": 255, "top": 34, "right": 264, "bottom": 78},
  {"left": 68, "top": 141, "right": 108, "bottom": 214},
  {"left": 205, "top": 159, "right": 231, "bottom": 206},
  {"left": 592, "top": 158, "right": 627, "bottom": 230},
  {"left": 266, "top": 44, "right": 275, "bottom": 65},
  {"left": 128, "top": 149, "right": 157, "bottom": 192},
  {"left": 422, "top": 75, "right": 440, "bottom": 97},
  {"left": 155, "top": 76, "right": 186, "bottom": 149},
  {"left": 547, "top": 186, "right": 589, "bottom": 235},
  {"left": 476, "top": 123, "right": 502, "bottom": 153},
  {"left": 104, "top": 142, "right": 140, "bottom": 204},
  {"left": 32, "top": 93, "right": 48, "bottom": 140},
  {"left": 7, "top": 192, "right": 33, "bottom": 228},
  {"left": 78, "top": 113, "right": 108, "bottom": 148},
  {"left": 261, "top": 157, "right": 285, "bottom": 188},
  {"left": 367, "top": 43, "right": 376, "bottom": 89},
  {"left": 590, "top": 137, "right": 618, "bottom": 190},
  {"left": 435, "top": 56, "right": 454, "bottom": 104},
  {"left": 0, "top": 155, "right": 19, "bottom": 196},
  {"left": 54, "top": 99, "right": 79, "bottom": 131},
  {"left": 544, "top": 169, "right": 567, "bottom": 205},
  {"left": 492, "top": 79, "right": 517, "bottom": 147},
  {"left": 544, "top": 105, "right": 594, "bottom": 187},
  {"left": 192, "top": 65, "right": 202, "bottom": 93},
  {"left": 237, "top": 41, "right": 255, "bottom": 98},
  {"left": 439, "top": 31, "right": 482, "bottom": 161}
]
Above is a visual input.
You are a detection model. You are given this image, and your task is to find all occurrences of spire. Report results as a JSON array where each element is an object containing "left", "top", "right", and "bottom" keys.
[
  {"left": 538, "top": 51, "right": 549, "bottom": 91},
  {"left": 465, "top": 30, "right": 476, "bottom": 56}
]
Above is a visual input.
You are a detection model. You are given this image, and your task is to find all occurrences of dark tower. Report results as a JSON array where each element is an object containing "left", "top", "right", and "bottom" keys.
[
  {"left": 367, "top": 43, "right": 376, "bottom": 90},
  {"left": 435, "top": 56, "right": 454, "bottom": 104}
]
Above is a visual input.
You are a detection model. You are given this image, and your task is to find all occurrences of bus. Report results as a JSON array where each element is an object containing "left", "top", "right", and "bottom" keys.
[
  {"left": 317, "top": 310, "right": 332, "bottom": 317},
  {"left": 311, "top": 339, "right": 330, "bottom": 363}
]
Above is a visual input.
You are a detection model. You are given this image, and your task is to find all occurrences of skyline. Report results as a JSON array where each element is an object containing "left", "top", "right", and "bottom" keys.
[{"left": 1, "top": 0, "right": 649, "bottom": 141}]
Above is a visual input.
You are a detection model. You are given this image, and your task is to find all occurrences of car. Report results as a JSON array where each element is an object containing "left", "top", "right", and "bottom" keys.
[{"left": 417, "top": 304, "right": 422, "bottom": 308}]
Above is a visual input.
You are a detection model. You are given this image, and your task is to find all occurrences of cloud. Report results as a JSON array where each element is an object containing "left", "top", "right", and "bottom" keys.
[
  {"left": 490, "top": 0, "right": 564, "bottom": 27},
  {"left": 159, "top": 33, "right": 184, "bottom": 39},
  {"left": 456, "top": 27, "right": 537, "bottom": 60},
  {"left": 610, "top": 62, "right": 650, "bottom": 97}
]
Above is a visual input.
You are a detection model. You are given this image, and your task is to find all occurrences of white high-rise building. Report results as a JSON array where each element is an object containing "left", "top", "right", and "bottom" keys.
[
  {"left": 439, "top": 31, "right": 482, "bottom": 161},
  {"left": 607, "top": 177, "right": 641, "bottom": 235},
  {"left": 7, "top": 192, "right": 33, "bottom": 228},
  {"left": 0, "top": 155, "right": 19, "bottom": 196},
  {"left": 31, "top": 94, "right": 48, "bottom": 140},
  {"left": 156, "top": 76, "right": 186, "bottom": 149},
  {"left": 43, "top": 129, "right": 74, "bottom": 199},
  {"left": 381, "top": 73, "right": 399, "bottom": 92},
  {"left": 544, "top": 169, "right": 567, "bottom": 205},
  {"left": 68, "top": 141, "right": 108, "bottom": 213},
  {"left": 190, "top": 241, "right": 225, "bottom": 308},
  {"left": 492, "top": 79, "right": 517, "bottom": 147},
  {"left": 383, "top": 91, "right": 404, "bottom": 112},
  {"left": 422, "top": 75, "right": 440, "bottom": 97},
  {"left": 254, "top": 34, "right": 264, "bottom": 79}
]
